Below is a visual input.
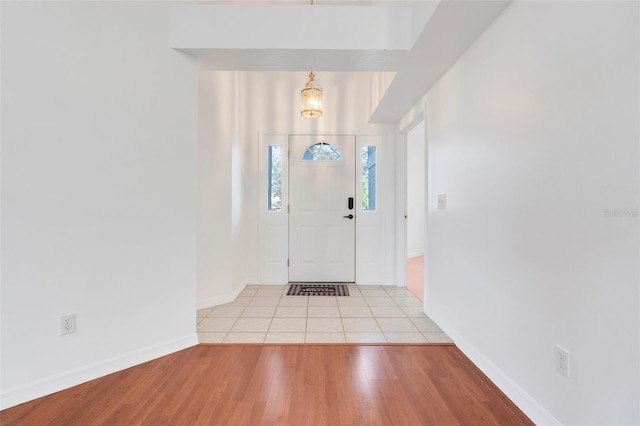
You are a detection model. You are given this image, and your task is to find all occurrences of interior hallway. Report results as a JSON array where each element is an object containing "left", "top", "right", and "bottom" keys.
[
  {"left": 197, "top": 284, "right": 449, "bottom": 344},
  {"left": 3, "top": 2, "right": 637, "bottom": 423}
]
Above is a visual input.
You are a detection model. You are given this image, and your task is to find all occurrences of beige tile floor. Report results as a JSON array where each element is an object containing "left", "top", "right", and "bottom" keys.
[{"left": 197, "top": 285, "right": 453, "bottom": 344}]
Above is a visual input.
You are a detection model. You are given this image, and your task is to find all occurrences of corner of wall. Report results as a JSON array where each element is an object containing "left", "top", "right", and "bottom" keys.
[{"left": 197, "top": 281, "right": 248, "bottom": 309}]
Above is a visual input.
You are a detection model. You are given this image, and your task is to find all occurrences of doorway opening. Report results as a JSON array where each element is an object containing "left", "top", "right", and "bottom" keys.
[{"left": 406, "top": 121, "right": 426, "bottom": 301}]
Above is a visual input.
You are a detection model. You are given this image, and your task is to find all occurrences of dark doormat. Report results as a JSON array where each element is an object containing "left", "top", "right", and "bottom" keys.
[{"left": 287, "top": 284, "right": 350, "bottom": 296}]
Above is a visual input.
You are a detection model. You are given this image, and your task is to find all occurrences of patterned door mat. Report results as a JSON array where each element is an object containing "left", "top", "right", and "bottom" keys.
[{"left": 287, "top": 284, "right": 350, "bottom": 296}]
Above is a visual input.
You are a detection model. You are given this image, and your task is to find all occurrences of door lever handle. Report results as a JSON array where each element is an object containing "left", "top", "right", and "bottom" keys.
[{"left": 343, "top": 214, "right": 354, "bottom": 219}]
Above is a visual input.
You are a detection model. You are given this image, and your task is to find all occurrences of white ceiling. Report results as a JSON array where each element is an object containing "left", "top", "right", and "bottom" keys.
[
  {"left": 194, "top": 1, "right": 440, "bottom": 4},
  {"left": 171, "top": 0, "right": 512, "bottom": 123}
]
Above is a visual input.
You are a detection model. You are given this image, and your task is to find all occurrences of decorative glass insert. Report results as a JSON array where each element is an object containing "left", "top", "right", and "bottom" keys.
[
  {"left": 268, "top": 145, "right": 283, "bottom": 211},
  {"left": 303, "top": 142, "right": 342, "bottom": 161},
  {"left": 362, "top": 146, "right": 377, "bottom": 211}
]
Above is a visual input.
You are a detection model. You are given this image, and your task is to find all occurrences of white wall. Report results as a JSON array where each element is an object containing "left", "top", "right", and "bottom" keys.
[
  {"left": 197, "top": 71, "right": 236, "bottom": 307},
  {"left": 1, "top": 2, "right": 198, "bottom": 408},
  {"left": 406, "top": 122, "right": 426, "bottom": 259},
  {"left": 197, "top": 71, "right": 258, "bottom": 308},
  {"left": 423, "top": 1, "right": 639, "bottom": 424},
  {"left": 171, "top": 4, "right": 414, "bottom": 50}
]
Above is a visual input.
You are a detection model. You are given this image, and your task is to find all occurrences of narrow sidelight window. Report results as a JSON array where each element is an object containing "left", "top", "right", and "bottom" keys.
[
  {"left": 362, "top": 146, "right": 377, "bottom": 211},
  {"left": 268, "top": 145, "right": 283, "bottom": 211}
]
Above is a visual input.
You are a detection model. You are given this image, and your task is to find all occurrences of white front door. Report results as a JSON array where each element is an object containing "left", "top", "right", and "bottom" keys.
[{"left": 288, "top": 135, "right": 356, "bottom": 282}]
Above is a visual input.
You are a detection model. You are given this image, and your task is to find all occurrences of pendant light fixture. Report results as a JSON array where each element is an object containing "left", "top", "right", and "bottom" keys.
[{"left": 300, "top": 72, "right": 323, "bottom": 118}]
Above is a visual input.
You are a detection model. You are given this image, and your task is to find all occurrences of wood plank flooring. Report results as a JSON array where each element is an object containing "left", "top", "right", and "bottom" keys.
[{"left": 1, "top": 344, "right": 533, "bottom": 425}]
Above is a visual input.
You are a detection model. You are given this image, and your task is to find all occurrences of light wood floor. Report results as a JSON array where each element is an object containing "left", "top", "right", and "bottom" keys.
[{"left": 1, "top": 344, "right": 533, "bottom": 425}]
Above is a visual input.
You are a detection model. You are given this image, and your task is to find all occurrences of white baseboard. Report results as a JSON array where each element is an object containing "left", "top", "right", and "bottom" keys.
[
  {"left": 197, "top": 282, "right": 248, "bottom": 309},
  {"left": 426, "top": 309, "right": 560, "bottom": 426},
  {"left": 1, "top": 333, "right": 198, "bottom": 410},
  {"left": 356, "top": 282, "right": 388, "bottom": 286}
]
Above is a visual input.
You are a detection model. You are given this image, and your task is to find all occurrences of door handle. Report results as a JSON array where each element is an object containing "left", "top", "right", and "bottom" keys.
[{"left": 343, "top": 214, "right": 354, "bottom": 219}]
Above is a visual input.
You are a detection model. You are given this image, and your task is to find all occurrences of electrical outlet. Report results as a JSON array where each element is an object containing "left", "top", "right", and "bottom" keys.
[
  {"left": 60, "top": 314, "right": 76, "bottom": 335},
  {"left": 556, "top": 345, "right": 570, "bottom": 377}
]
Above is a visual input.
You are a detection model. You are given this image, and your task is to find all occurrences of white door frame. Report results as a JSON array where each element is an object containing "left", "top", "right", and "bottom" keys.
[
  {"left": 397, "top": 105, "right": 428, "bottom": 297},
  {"left": 258, "top": 131, "right": 386, "bottom": 286}
]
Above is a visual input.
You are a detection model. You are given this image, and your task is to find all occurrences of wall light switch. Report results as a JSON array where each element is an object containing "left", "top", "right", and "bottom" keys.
[{"left": 438, "top": 194, "right": 446, "bottom": 210}]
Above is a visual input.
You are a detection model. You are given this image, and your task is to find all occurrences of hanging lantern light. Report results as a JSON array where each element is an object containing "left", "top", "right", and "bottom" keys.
[{"left": 300, "top": 72, "right": 323, "bottom": 118}]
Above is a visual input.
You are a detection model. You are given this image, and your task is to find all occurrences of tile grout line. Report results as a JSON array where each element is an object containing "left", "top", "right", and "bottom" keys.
[
  {"left": 365, "top": 292, "right": 388, "bottom": 344},
  {"left": 223, "top": 288, "right": 253, "bottom": 343},
  {"left": 199, "top": 284, "right": 449, "bottom": 344}
]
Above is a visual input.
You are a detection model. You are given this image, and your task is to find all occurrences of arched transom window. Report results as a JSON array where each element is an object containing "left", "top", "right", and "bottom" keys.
[{"left": 302, "top": 142, "right": 342, "bottom": 161}]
